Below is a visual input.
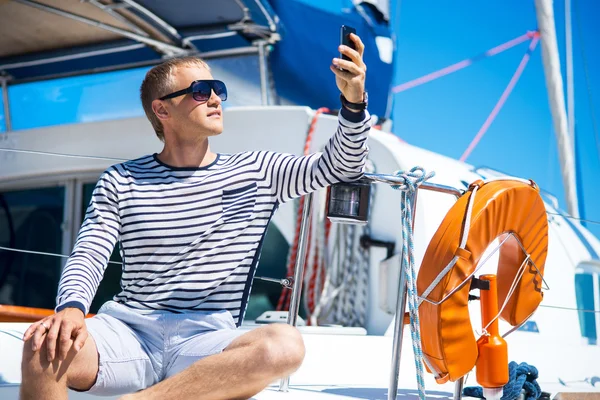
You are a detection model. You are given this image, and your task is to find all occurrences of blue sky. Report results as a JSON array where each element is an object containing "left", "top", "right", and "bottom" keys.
[{"left": 388, "top": 0, "right": 600, "bottom": 237}]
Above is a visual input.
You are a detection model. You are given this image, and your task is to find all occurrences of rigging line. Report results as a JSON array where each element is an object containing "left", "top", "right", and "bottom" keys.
[
  {"left": 0, "top": 147, "right": 126, "bottom": 162},
  {"left": 573, "top": 0, "right": 600, "bottom": 162},
  {"left": 546, "top": 212, "right": 600, "bottom": 226},
  {"left": 392, "top": 31, "right": 538, "bottom": 94},
  {"left": 459, "top": 35, "right": 540, "bottom": 162},
  {"left": 539, "top": 304, "right": 600, "bottom": 313},
  {"left": 0, "top": 245, "right": 123, "bottom": 266}
]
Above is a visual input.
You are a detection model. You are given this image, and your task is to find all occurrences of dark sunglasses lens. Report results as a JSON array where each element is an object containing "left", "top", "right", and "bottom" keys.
[
  {"left": 213, "top": 81, "right": 227, "bottom": 101},
  {"left": 191, "top": 81, "right": 211, "bottom": 102}
]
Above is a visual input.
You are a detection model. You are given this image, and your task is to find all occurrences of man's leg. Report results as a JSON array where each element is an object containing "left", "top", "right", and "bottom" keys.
[
  {"left": 20, "top": 334, "right": 99, "bottom": 400},
  {"left": 122, "top": 323, "right": 305, "bottom": 400}
]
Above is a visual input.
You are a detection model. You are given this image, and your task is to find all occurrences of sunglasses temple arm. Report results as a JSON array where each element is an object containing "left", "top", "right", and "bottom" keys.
[{"left": 160, "top": 87, "right": 193, "bottom": 100}]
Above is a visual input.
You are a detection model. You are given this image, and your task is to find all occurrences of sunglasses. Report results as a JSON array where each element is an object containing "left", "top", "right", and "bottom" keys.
[{"left": 159, "top": 80, "right": 227, "bottom": 103}]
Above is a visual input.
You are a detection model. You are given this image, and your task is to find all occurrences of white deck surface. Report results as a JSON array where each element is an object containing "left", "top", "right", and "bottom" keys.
[{"left": 2, "top": 322, "right": 600, "bottom": 399}]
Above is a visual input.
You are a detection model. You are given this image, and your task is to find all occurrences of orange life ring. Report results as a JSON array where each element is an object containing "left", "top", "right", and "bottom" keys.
[{"left": 416, "top": 179, "right": 548, "bottom": 383}]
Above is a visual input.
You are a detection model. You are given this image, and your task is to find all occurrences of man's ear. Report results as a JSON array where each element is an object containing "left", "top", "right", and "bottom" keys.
[{"left": 152, "top": 99, "right": 169, "bottom": 121}]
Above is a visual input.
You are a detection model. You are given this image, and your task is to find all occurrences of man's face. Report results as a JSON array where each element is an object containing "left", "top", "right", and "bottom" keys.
[{"left": 162, "top": 65, "right": 224, "bottom": 138}]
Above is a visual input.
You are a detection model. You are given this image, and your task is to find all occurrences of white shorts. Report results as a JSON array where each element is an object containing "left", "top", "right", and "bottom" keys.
[{"left": 80, "top": 301, "right": 245, "bottom": 396}]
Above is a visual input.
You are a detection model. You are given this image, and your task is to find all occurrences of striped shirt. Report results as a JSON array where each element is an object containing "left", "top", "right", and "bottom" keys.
[{"left": 56, "top": 109, "right": 370, "bottom": 325}]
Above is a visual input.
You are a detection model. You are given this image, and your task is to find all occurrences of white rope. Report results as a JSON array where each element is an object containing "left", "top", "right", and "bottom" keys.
[
  {"left": 339, "top": 224, "right": 355, "bottom": 323},
  {"left": 315, "top": 216, "right": 371, "bottom": 327},
  {"left": 391, "top": 166, "right": 435, "bottom": 400},
  {"left": 314, "top": 218, "right": 326, "bottom": 312},
  {"left": 311, "top": 225, "right": 344, "bottom": 324}
]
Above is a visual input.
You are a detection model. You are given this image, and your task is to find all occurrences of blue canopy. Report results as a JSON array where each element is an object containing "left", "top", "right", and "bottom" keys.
[{"left": 0, "top": 0, "right": 394, "bottom": 117}]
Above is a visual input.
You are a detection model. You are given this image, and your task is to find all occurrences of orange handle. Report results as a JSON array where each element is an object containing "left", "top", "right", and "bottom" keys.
[{"left": 476, "top": 274, "right": 509, "bottom": 389}]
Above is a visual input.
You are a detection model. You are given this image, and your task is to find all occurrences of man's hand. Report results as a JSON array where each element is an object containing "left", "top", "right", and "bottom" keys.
[
  {"left": 330, "top": 33, "right": 366, "bottom": 106},
  {"left": 22, "top": 307, "right": 87, "bottom": 362}
]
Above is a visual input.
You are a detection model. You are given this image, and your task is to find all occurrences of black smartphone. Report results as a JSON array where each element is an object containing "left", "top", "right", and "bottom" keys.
[{"left": 340, "top": 25, "right": 357, "bottom": 70}]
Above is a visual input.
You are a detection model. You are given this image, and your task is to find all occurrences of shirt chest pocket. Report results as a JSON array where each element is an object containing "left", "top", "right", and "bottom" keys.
[{"left": 222, "top": 182, "right": 258, "bottom": 222}]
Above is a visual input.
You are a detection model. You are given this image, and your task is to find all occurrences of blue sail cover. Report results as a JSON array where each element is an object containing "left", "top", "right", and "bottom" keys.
[{"left": 267, "top": 0, "right": 395, "bottom": 117}]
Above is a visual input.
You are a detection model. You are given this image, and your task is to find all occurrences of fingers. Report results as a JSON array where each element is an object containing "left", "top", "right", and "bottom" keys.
[
  {"left": 338, "top": 44, "right": 364, "bottom": 69},
  {"left": 339, "top": 33, "right": 365, "bottom": 66},
  {"left": 330, "top": 64, "right": 354, "bottom": 81},
  {"left": 23, "top": 320, "right": 42, "bottom": 342},
  {"left": 58, "top": 319, "right": 77, "bottom": 360},
  {"left": 349, "top": 33, "right": 365, "bottom": 57},
  {"left": 72, "top": 325, "right": 88, "bottom": 353},
  {"left": 333, "top": 33, "right": 367, "bottom": 104},
  {"left": 45, "top": 318, "right": 62, "bottom": 361},
  {"left": 332, "top": 58, "right": 363, "bottom": 77},
  {"left": 31, "top": 320, "right": 50, "bottom": 352}
]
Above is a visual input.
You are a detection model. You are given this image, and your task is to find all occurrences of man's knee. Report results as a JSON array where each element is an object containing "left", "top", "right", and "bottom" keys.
[
  {"left": 255, "top": 324, "right": 305, "bottom": 375},
  {"left": 21, "top": 336, "right": 97, "bottom": 390},
  {"left": 21, "top": 339, "right": 56, "bottom": 379}
]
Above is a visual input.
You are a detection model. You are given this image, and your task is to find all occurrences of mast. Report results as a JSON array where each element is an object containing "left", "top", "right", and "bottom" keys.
[
  {"left": 565, "top": 0, "right": 585, "bottom": 222},
  {"left": 565, "top": 0, "right": 575, "bottom": 146},
  {"left": 534, "top": 0, "right": 580, "bottom": 218}
]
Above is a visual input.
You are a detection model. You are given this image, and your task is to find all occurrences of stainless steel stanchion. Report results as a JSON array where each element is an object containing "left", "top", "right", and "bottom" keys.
[
  {"left": 387, "top": 190, "right": 418, "bottom": 400},
  {"left": 387, "top": 250, "right": 409, "bottom": 400},
  {"left": 279, "top": 192, "right": 314, "bottom": 392},
  {"left": 454, "top": 377, "right": 464, "bottom": 400}
]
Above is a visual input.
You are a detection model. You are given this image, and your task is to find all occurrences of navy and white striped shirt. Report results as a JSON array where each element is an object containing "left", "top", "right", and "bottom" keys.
[{"left": 56, "top": 109, "right": 370, "bottom": 325}]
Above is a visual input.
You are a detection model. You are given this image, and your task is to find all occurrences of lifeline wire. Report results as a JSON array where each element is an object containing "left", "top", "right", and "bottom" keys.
[
  {"left": 0, "top": 147, "right": 126, "bottom": 162},
  {"left": 546, "top": 212, "right": 600, "bottom": 226},
  {"left": 3, "top": 241, "right": 599, "bottom": 316},
  {"left": 0, "top": 245, "right": 122, "bottom": 266}
]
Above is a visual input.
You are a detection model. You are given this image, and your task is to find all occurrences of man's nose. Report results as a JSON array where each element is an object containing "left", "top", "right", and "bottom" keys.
[{"left": 207, "top": 90, "right": 221, "bottom": 106}]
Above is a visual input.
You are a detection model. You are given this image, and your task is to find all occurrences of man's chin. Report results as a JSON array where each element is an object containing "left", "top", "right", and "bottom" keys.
[
  {"left": 206, "top": 126, "right": 223, "bottom": 137},
  {"left": 202, "top": 120, "right": 223, "bottom": 136}
]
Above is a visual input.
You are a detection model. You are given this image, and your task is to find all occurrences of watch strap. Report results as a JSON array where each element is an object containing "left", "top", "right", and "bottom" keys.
[{"left": 340, "top": 92, "right": 368, "bottom": 111}]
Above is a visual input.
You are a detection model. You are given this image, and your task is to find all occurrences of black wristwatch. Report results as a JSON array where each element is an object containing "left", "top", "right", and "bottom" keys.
[{"left": 340, "top": 92, "right": 368, "bottom": 112}]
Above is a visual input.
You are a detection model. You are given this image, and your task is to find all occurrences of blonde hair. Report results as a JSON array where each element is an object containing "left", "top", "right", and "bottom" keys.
[{"left": 140, "top": 56, "right": 210, "bottom": 141}]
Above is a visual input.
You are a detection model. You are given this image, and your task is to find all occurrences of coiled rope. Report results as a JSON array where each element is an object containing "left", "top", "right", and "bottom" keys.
[{"left": 463, "top": 361, "right": 547, "bottom": 400}]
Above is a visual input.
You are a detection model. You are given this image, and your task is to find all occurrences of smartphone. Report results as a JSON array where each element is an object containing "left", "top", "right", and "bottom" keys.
[{"left": 340, "top": 25, "right": 357, "bottom": 70}]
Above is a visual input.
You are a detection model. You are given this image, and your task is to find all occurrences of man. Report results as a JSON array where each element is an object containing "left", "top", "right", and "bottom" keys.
[{"left": 20, "top": 33, "right": 369, "bottom": 400}]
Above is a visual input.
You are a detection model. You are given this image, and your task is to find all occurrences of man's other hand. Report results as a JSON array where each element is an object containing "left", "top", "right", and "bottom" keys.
[
  {"left": 22, "top": 307, "right": 87, "bottom": 361},
  {"left": 330, "top": 33, "right": 366, "bottom": 107}
]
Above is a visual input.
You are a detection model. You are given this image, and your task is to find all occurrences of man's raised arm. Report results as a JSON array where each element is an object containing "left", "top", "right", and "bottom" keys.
[{"left": 266, "top": 32, "right": 370, "bottom": 204}]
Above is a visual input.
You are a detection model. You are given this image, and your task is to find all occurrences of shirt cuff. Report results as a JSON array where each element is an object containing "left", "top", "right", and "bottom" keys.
[
  {"left": 56, "top": 301, "right": 87, "bottom": 316},
  {"left": 340, "top": 107, "right": 366, "bottom": 123}
]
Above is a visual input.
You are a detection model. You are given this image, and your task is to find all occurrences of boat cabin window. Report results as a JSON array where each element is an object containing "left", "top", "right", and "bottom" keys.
[
  {"left": 0, "top": 186, "right": 65, "bottom": 309},
  {"left": 575, "top": 263, "right": 600, "bottom": 345}
]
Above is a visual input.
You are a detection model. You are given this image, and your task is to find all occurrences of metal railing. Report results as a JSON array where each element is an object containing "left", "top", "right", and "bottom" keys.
[
  {"left": 278, "top": 191, "right": 313, "bottom": 392},
  {"left": 277, "top": 172, "right": 467, "bottom": 399}
]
